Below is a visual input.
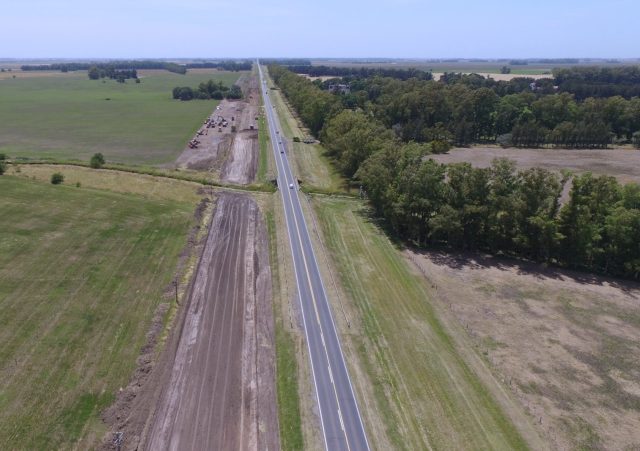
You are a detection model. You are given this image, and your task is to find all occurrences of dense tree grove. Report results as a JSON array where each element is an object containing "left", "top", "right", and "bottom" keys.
[
  {"left": 22, "top": 61, "right": 187, "bottom": 75},
  {"left": 270, "top": 64, "right": 640, "bottom": 280},
  {"left": 358, "top": 152, "right": 640, "bottom": 279},
  {"left": 270, "top": 64, "right": 640, "bottom": 148},
  {"left": 288, "top": 65, "right": 433, "bottom": 81},
  {"left": 554, "top": 66, "right": 640, "bottom": 99},
  {"left": 172, "top": 80, "right": 242, "bottom": 101}
]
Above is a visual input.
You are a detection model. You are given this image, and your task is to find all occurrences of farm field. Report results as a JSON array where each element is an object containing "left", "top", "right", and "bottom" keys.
[
  {"left": 431, "top": 146, "right": 640, "bottom": 184},
  {"left": 408, "top": 249, "right": 640, "bottom": 450},
  {"left": 0, "top": 175, "right": 197, "bottom": 449},
  {"left": 0, "top": 70, "right": 242, "bottom": 165},
  {"left": 309, "top": 196, "right": 540, "bottom": 450}
]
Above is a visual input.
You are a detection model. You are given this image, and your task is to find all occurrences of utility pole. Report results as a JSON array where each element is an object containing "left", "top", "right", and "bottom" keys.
[{"left": 173, "top": 280, "right": 179, "bottom": 305}]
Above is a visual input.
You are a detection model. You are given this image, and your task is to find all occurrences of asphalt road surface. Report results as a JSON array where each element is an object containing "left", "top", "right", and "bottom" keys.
[{"left": 258, "top": 63, "right": 370, "bottom": 451}]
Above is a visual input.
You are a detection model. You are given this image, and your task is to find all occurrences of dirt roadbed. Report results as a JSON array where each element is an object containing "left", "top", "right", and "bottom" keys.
[
  {"left": 105, "top": 192, "right": 279, "bottom": 450},
  {"left": 143, "top": 192, "right": 278, "bottom": 450},
  {"left": 176, "top": 75, "right": 261, "bottom": 185}
]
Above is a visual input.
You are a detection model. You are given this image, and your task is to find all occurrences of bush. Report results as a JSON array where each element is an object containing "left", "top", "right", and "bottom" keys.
[
  {"left": 496, "top": 133, "right": 513, "bottom": 148},
  {"left": 633, "top": 131, "right": 640, "bottom": 149},
  {"left": 293, "top": 137, "right": 301, "bottom": 142},
  {"left": 51, "top": 172, "right": 64, "bottom": 184},
  {"left": 430, "top": 140, "right": 451, "bottom": 154},
  {"left": 90, "top": 152, "right": 106, "bottom": 169},
  {"left": 0, "top": 161, "right": 6, "bottom": 175},
  {"left": 0, "top": 153, "right": 6, "bottom": 160}
]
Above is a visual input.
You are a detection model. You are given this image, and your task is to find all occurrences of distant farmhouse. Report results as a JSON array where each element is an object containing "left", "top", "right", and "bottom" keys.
[{"left": 327, "top": 83, "right": 351, "bottom": 94}]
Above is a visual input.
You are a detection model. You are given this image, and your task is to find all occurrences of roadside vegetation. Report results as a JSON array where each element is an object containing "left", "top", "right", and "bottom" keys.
[
  {"left": 0, "top": 175, "right": 196, "bottom": 448},
  {"left": 265, "top": 208, "right": 304, "bottom": 451},
  {"left": 0, "top": 70, "right": 242, "bottom": 164},
  {"left": 257, "top": 116, "right": 271, "bottom": 182}
]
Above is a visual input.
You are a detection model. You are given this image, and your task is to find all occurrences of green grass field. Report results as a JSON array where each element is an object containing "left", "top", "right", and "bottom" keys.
[
  {"left": 0, "top": 70, "right": 242, "bottom": 164},
  {"left": 0, "top": 175, "right": 196, "bottom": 448},
  {"left": 312, "top": 197, "right": 527, "bottom": 450}
]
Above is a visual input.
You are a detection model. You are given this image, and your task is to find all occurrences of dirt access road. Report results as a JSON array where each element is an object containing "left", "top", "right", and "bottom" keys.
[
  {"left": 176, "top": 74, "right": 261, "bottom": 185},
  {"left": 141, "top": 192, "right": 279, "bottom": 450}
]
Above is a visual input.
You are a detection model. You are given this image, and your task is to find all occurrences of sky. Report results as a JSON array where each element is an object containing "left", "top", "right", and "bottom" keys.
[{"left": 1, "top": 0, "right": 638, "bottom": 59}]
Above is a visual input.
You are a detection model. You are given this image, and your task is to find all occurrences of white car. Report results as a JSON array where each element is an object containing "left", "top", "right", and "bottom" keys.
[{"left": 289, "top": 183, "right": 294, "bottom": 189}]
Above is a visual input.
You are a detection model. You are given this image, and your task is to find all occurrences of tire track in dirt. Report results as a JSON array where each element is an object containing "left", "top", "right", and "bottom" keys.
[{"left": 142, "top": 192, "right": 279, "bottom": 450}]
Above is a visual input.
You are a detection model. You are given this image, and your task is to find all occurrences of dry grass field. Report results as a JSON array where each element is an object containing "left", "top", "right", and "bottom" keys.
[
  {"left": 432, "top": 146, "right": 640, "bottom": 185},
  {"left": 408, "top": 250, "right": 640, "bottom": 450}
]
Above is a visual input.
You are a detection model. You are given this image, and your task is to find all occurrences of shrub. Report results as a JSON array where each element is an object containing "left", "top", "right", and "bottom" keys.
[
  {"left": 0, "top": 153, "right": 6, "bottom": 160},
  {"left": 90, "top": 152, "right": 106, "bottom": 169},
  {"left": 430, "top": 140, "right": 451, "bottom": 154},
  {"left": 51, "top": 172, "right": 64, "bottom": 184},
  {"left": 293, "top": 137, "right": 301, "bottom": 142},
  {"left": 633, "top": 131, "right": 640, "bottom": 149},
  {"left": 0, "top": 161, "right": 6, "bottom": 175}
]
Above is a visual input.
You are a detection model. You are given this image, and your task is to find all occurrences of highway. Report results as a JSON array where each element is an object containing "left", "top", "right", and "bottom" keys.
[{"left": 258, "top": 63, "right": 370, "bottom": 451}]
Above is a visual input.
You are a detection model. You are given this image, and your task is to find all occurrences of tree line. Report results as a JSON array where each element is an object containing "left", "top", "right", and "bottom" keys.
[
  {"left": 22, "top": 61, "right": 187, "bottom": 75},
  {"left": 88, "top": 66, "right": 138, "bottom": 82},
  {"left": 288, "top": 65, "right": 433, "bottom": 81},
  {"left": 554, "top": 66, "right": 640, "bottom": 100},
  {"left": 172, "top": 80, "right": 242, "bottom": 101},
  {"left": 261, "top": 58, "right": 311, "bottom": 66},
  {"left": 269, "top": 64, "right": 640, "bottom": 280},
  {"left": 357, "top": 153, "right": 640, "bottom": 279},
  {"left": 186, "top": 61, "right": 252, "bottom": 71},
  {"left": 270, "top": 64, "right": 640, "bottom": 149}
]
